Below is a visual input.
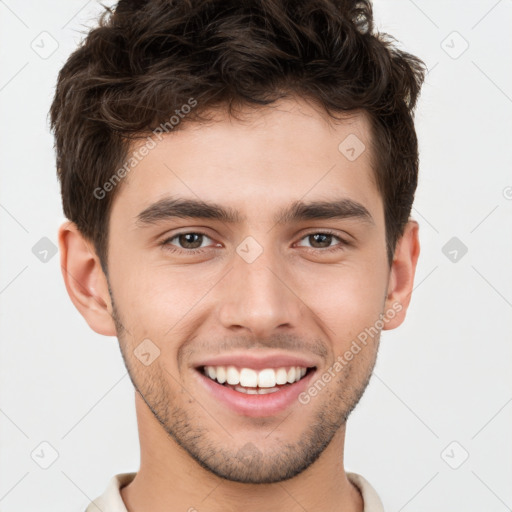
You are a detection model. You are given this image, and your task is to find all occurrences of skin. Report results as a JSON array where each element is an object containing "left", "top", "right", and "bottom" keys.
[{"left": 59, "top": 97, "right": 419, "bottom": 512}]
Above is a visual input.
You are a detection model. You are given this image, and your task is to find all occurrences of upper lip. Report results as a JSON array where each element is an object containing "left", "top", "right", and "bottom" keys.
[{"left": 193, "top": 351, "right": 319, "bottom": 371}]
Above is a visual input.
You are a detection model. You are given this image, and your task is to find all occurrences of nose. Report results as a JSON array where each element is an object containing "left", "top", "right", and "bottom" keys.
[{"left": 217, "top": 243, "right": 303, "bottom": 338}]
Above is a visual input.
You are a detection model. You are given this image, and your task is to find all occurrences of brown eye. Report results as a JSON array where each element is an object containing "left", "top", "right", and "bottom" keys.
[
  {"left": 307, "top": 233, "right": 334, "bottom": 248},
  {"left": 176, "top": 233, "right": 204, "bottom": 249},
  {"left": 162, "top": 232, "right": 214, "bottom": 253},
  {"left": 296, "top": 231, "right": 346, "bottom": 251}
]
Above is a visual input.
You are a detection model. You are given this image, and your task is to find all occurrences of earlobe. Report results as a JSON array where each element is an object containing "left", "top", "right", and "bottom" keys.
[
  {"left": 383, "top": 220, "right": 420, "bottom": 330},
  {"left": 58, "top": 221, "right": 117, "bottom": 336}
]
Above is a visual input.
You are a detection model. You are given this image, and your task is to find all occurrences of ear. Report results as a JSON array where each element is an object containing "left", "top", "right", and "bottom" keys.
[
  {"left": 58, "top": 221, "right": 117, "bottom": 336},
  {"left": 382, "top": 220, "right": 420, "bottom": 330}
]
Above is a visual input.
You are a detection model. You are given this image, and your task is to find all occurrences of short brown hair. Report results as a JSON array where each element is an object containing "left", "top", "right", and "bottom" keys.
[{"left": 50, "top": 0, "right": 426, "bottom": 272}]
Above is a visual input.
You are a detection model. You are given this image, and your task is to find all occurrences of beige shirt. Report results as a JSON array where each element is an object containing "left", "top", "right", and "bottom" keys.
[{"left": 85, "top": 471, "right": 385, "bottom": 511}]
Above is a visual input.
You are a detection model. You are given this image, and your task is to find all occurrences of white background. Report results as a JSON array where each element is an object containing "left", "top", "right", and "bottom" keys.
[{"left": 0, "top": 1, "right": 511, "bottom": 511}]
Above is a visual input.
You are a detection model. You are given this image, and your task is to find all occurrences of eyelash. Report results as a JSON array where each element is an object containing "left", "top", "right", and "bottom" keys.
[{"left": 160, "top": 230, "right": 350, "bottom": 255}]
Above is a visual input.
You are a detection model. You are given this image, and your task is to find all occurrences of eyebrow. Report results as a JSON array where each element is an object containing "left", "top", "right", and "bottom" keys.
[{"left": 136, "top": 196, "right": 374, "bottom": 227}]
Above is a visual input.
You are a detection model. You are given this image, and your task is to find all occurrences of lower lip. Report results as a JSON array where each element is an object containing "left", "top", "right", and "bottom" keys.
[{"left": 195, "top": 368, "right": 316, "bottom": 418}]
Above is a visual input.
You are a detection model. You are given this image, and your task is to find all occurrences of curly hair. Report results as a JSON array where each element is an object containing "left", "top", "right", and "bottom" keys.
[{"left": 50, "top": 0, "right": 426, "bottom": 272}]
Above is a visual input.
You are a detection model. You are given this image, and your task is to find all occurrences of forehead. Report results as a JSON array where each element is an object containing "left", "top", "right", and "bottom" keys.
[{"left": 113, "top": 98, "right": 381, "bottom": 225}]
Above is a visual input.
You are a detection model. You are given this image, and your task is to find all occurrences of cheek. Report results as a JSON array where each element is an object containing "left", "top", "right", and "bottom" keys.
[
  {"left": 109, "top": 258, "right": 216, "bottom": 337},
  {"left": 297, "top": 261, "right": 388, "bottom": 343}
]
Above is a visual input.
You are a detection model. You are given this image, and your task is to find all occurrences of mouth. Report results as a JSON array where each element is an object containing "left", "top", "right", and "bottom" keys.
[
  {"left": 198, "top": 364, "right": 316, "bottom": 394},
  {"left": 194, "top": 364, "right": 317, "bottom": 417}
]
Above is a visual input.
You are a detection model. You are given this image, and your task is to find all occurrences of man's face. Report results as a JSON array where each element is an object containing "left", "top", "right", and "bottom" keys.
[{"left": 106, "top": 98, "right": 391, "bottom": 483}]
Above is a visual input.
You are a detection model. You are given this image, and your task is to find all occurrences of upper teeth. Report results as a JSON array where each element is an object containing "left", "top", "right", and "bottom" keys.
[{"left": 204, "top": 366, "right": 308, "bottom": 387}]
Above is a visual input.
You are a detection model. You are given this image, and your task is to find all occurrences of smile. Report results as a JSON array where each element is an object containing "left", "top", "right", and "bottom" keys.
[
  {"left": 201, "top": 365, "right": 313, "bottom": 394},
  {"left": 195, "top": 364, "right": 317, "bottom": 417}
]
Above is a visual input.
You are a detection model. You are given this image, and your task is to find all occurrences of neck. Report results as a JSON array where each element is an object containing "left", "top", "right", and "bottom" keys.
[{"left": 121, "top": 392, "right": 363, "bottom": 512}]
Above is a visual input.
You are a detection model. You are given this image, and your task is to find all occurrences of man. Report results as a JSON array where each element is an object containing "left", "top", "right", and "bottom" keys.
[{"left": 51, "top": 0, "right": 425, "bottom": 510}]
